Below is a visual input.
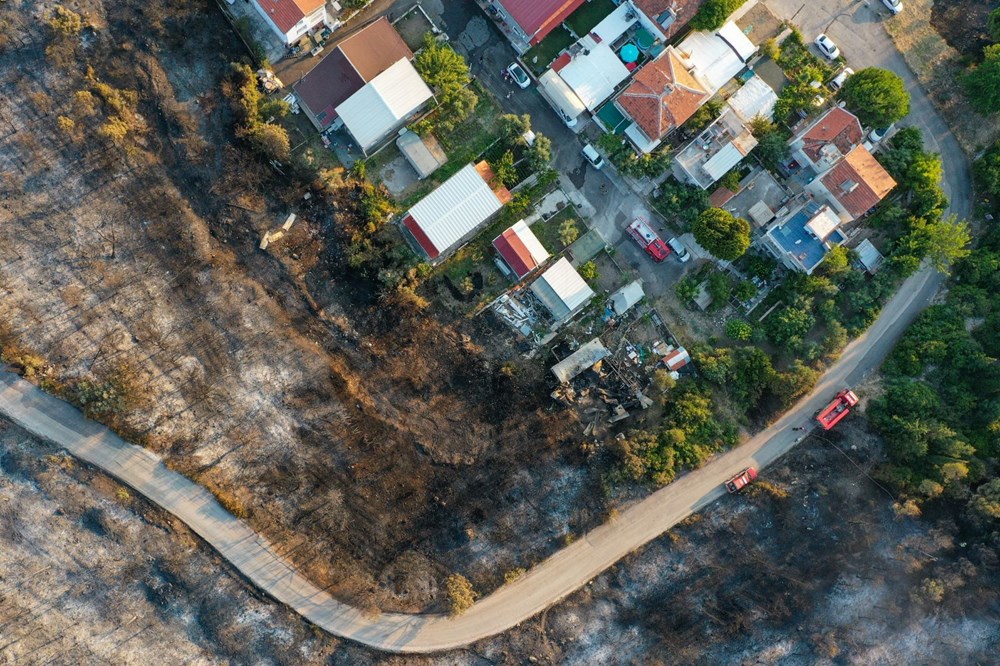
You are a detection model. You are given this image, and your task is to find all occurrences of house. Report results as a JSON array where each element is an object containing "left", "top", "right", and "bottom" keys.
[
  {"left": 813, "top": 145, "right": 897, "bottom": 220},
  {"left": 530, "top": 257, "right": 595, "bottom": 326},
  {"left": 545, "top": 4, "right": 638, "bottom": 112},
  {"left": 396, "top": 130, "right": 447, "bottom": 179},
  {"left": 551, "top": 338, "right": 611, "bottom": 384},
  {"left": 615, "top": 47, "right": 708, "bottom": 152},
  {"left": 789, "top": 106, "right": 864, "bottom": 173},
  {"left": 401, "top": 162, "right": 511, "bottom": 262},
  {"left": 335, "top": 59, "right": 433, "bottom": 153},
  {"left": 762, "top": 201, "right": 847, "bottom": 274},
  {"left": 725, "top": 73, "right": 778, "bottom": 123},
  {"left": 631, "top": 0, "right": 703, "bottom": 41},
  {"left": 673, "top": 108, "right": 758, "bottom": 189},
  {"left": 252, "top": 0, "right": 330, "bottom": 46},
  {"left": 674, "top": 22, "right": 757, "bottom": 93},
  {"left": 493, "top": 220, "right": 551, "bottom": 280},
  {"left": 489, "top": 0, "right": 588, "bottom": 53},
  {"left": 292, "top": 18, "right": 412, "bottom": 132}
]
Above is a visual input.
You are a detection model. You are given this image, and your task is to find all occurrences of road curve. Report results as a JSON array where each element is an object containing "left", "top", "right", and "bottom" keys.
[{"left": 0, "top": 262, "right": 942, "bottom": 654}]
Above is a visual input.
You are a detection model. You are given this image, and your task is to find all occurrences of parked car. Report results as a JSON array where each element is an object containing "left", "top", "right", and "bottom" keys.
[
  {"left": 868, "top": 125, "right": 893, "bottom": 143},
  {"left": 582, "top": 144, "right": 605, "bottom": 169},
  {"left": 667, "top": 237, "right": 690, "bottom": 262},
  {"left": 882, "top": 0, "right": 903, "bottom": 13},
  {"left": 725, "top": 467, "right": 758, "bottom": 493},
  {"left": 829, "top": 67, "right": 854, "bottom": 90},
  {"left": 507, "top": 62, "right": 531, "bottom": 89},
  {"left": 310, "top": 45, "right": 324, "bottom": 57},
  {"left": 815, "top": 34, "right": 840, "bottom": 60}
]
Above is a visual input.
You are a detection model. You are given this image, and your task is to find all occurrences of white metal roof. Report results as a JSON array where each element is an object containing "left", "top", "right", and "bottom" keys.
[
  {"left": 855, "top": 238, "right": 885, "bottom": 272},
  {"left": 726, "top": 74, "right": 778, "bottom": 122},
  {"left": 676, "top": 22, "right": 757, "bottom": 93},
  {"left": 551, "top": 338, "right": 610, "bottom": 383},
  {"left": 396, "top": 130, "right": 446, "bottom": 179},
  {"left": 624, "top": 121, "right": 661, "bottom": 153},
  {"left": 530, "top": 257, "right": 594, "bottom": 321},
  {"left": 336, "top": 59, "right": 433, "bottom": 151},
  {"left": 406, "top": 163, "right": 503, "bottom": 256},
  {"left": 509, "top": 220, "right": 550, "bottom": 265},
  {"left": 609, "top": 279, "right": 644, "bottom": 315},
  {"left": 558, "top": 41, "right": 631, "bottom": 111},
  {"left": 702, "top": 130, "right": 758, "bottom": 182}
]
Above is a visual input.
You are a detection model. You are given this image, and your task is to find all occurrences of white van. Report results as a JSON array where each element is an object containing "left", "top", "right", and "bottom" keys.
[
  {"left": 667, "top": 237, "right": 690, "bottom": 262},
  {"left": 538, "top": 70, "right": 585, "bottom": 129},
  {"left": 582, "top": 144, "right": 605, "bottom": 169}
]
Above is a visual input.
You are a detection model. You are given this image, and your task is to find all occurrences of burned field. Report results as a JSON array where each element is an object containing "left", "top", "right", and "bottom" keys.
[
  {"left": 931, "top": 0, "right": 999, "bottom": 61},
  {"left": 0, "top": 0, "right": 601, "bottom": 612}
]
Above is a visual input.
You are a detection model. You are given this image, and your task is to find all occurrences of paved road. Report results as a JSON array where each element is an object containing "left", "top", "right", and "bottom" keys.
[{"left": 0, "top": 0, "right": 970, "bottom": 655}]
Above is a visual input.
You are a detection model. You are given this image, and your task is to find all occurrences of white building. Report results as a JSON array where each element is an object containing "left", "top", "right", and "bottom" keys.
[
  {"left": 530, "top": 257, "right": 595, "bottom": 326},
  {"left": 252, "top": 0, "right": 331, "bottom": 45},
  {"left": 335, "top": 59, "right": 433, "bottom": 153},
  {"left": 401, "top": 163, "right": 507, "bottom": 262},
  {"left": 674, "top": 21, "right": 757, "bottom": 94},
  {"left": 673, "top": 109, "right": 758, "bottom": 189}
]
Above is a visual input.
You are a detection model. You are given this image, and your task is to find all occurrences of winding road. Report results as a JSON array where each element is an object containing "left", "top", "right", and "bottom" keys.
[{"left": 0, "top": 0, "right": 971, "bottom": 655}]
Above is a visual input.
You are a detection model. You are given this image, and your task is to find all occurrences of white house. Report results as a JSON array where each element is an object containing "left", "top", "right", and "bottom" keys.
[
  {"left": 335, "top": 59, "right": 433, "bottom": 153},
  {"left": 252, "top": 0, "right": 330, "bottom": 45}
]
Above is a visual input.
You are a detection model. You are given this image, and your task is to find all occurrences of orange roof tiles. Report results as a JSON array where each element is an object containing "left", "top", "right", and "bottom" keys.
[
  {"left": 617, "top": 49, "right": 707, "bottom": 143},
  {"left": 800, "top": 107, "right": 863, "bottom": 164},
  {"left": 821, "top": 145, "right": 897, "bottom": 218},
  {"left": 255, "top": 0, "right": 324, "bottom": 34}
]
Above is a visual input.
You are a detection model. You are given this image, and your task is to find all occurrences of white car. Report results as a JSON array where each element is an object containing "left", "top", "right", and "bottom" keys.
[
  {"left": 882, "top": 0, "right": 903, "bottom": 14},
  {"left": 868, "top": 125, "right": 893, "bottom": 143},
  {"left": 581, "top": 143, "right": 605, "bottom": 169},
  {"left": 815, "top": 34, "right": 840, "bottom": 60},
  {"left": 507, "top": 62, "right": 531, "bottom": 89},
  {"left": 667, "top": 238, "right": 690, "bottom": 262},
  {"left": 830, "top": 67, "right": 854, "bottom": 90}
]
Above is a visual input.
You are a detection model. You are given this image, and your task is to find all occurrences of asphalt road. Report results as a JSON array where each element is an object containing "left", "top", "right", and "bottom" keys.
[{"left": 0, "top": 0, "right": 970, "bottom": 655}]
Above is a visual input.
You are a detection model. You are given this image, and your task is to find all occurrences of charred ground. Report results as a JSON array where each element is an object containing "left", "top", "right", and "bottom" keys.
[{"left": 0, "top": 0, "right": 604, "bottom": 612}]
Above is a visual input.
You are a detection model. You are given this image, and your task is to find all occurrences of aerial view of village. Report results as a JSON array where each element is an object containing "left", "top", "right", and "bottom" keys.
[{"left": 1, "top": 0, "right": 1000, "bottom": 662}]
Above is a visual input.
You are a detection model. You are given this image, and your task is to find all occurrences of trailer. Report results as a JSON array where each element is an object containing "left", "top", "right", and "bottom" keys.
[
  {"left": 626, "top": 218, "right": 670, "bottom": 262},
  {"left": 816, "top": 389, "right": 859, "bottom": 430}
]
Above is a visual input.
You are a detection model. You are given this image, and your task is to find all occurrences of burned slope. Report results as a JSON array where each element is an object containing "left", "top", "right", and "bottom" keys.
[{"left": 0, "top": 0, "right": 590, "bottom": 612}]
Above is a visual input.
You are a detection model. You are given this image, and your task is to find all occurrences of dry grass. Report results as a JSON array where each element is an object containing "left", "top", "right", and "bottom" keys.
[{"left": 883, "top": 0, "right": 1000, "bottom": 154}]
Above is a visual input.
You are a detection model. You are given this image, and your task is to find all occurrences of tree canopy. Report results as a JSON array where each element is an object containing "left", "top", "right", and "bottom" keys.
[
  {"left": 689, "top": 0, "right": 746, "bottom": 31},
  {"left": 963, "top": 44, "right": 1000, "bottom": 115},
  {"left": 414, "top": 34, "right": 478, "bottom": 131},
  {"left": 692, "top": 208, "right": 751, "bottom": 260},
  {"left": 973, "top": 140, "right": 1000, "bottom": 198},
  {"left": 838, "top": 67, "right": 910, "bottom": 128}
]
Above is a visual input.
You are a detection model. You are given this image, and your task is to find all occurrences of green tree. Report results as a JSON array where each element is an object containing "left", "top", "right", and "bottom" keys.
[
  {"left": 706, "top": 271, "right": 734, "bottom": 308},
  {"left": 973, "top": 140, "right": 1000, "bottom": 198},
  {"left": 526, "top": 134, "right": 553, "bottom": 172},
  {"left": 578, "top": 260, "right": 598, "bottom": 281},
  {"left": 963, "top": 44, "right": 1000, "bottom": 115},
  {"left": 733, "top": 280, "right": 757, "bottom": 302},
  {"left": 912, "top": 214, "right": 971, "bottom": 274},
  {"left": 47, "top": 6, "right": 83, "bottom": 35},
  {"left": 414, "top": 34, "right": 478, "bottom": 129},
  {"left": 773, "top": 360, "right": 819, "bottom": 406},
  {"left": 652, "top": 177, "right": 709, "bottom": 227},
  {"left": 242, "top": 122, "right": 290, "bottom": 162},
  {"left": 675, "top": 277, "right": 699, "bottom": 304},
  {"left": 497, "top": 113, "right": 531, "bottom": 141},
  {"left": 692, "top": 208, "right": 751, "bottom": 261},
  {"left": 492, "top": 150, "right": 517, "bottom": 188},
  {"left": 726, "top": 319, "right": 753, "bottom": 341},
  {"left": 436, "top": 85, "right": 479, "bottom": 132},
  {"left": 558, "top": 219, "right": 580, "bottom": 247},
  {"left": 989, "top": 8, "right": 1000, "bottom": 42},
  {"left": 619, "top": 429, "right": 678, "bottom": 485},
  {"left": 766, "top": 304, "right": 815, "bottom": 346},
  {"left": 838, "top": 67, "right": 910, "bottom": 128},
  {"left": 730, "top": 346, "right": 777, "bottom": 408},
  {"left": 689, "top": 0, "right": 746, "bottom": 31},
  {"left": 970, "top": 479, "right": 1000, "bottom": 520},
  {"left": 445, "top": 574, "right": 476, "bottom": 616},
  {"left": 820, "top": 245, "right": 851, "bottom": 277}
]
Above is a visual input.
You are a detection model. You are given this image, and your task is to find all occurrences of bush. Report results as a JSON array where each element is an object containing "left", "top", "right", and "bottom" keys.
[
  {"left": 446, "top": 574, "right": 476, "bottom": 616},
  {"left": 973, "top": 140, "right": 1000, "bottom": 199},
  {"left": 578, "top": 260, "right": 598, "bottom": 281},
  {"left": 963, "top": 44, "right": 1000, "bottom": 115},
  {"left": 726, "top": 319, "right": 753, "bottom": 340},
  {"left": 47, "top": 6, "right": 84, "bottom": 35},
  {"left": 690, "top": 0, "right": 746, "bottom": 31}
]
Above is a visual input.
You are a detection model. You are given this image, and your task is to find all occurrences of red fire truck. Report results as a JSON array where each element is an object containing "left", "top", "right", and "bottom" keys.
[
  {"left": 816, "top": 389, "right": 859, "bottom": 430},
  {"left": 626, "top": 218, "right": 670, "bottom": 262},
  {"left": 725, "top": 467, "right": 758, "bottom": 493}
]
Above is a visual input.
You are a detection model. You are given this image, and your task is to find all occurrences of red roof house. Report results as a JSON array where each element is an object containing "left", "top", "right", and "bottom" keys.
[
  {"left": 493, "top": 220, "right": 551, "bottom": 280},
  {"left": 253, "top": 0, "right": 327, "bottom": 45},
  {"left": 792, "top": 106, "right": 864, "bottom": 169},
  {"left": 819, "top": 145, "right": 897, "bottom": 219},
  {"left": 495, "top": 0, "right": 587, "bottom": 48}
]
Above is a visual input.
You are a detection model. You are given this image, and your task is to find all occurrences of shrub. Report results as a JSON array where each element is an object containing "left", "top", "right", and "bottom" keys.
[
  {"left": 446, "top": 574, "right": 477, "bottom": 616},
  {"left": 578, "top": 260, "right": 598, "bottom": 281},
  {"left": 726, "top": 319, "right": 753, "bottom": 340},
  {"left": 47, "top": 6, "right": 84, "bottom": 35},
  {"left": 558, "top": 218, "right": 580, "bottom": 246}
]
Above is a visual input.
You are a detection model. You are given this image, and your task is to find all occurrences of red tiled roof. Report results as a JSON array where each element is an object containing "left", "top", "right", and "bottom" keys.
[
  {"left": 498, "top": 0, "right": 587, "bottom": 44},
  {"left": 255, "top": 0, "right": 324, "bottom": 34},
  {"left": 821, "top": 146, "right": 897, "bottom": 218},
  {"left": 632, "top": 0, "right": 706, "bottom": 41},
  {"left": 800, "top": 107, "right": 863, "bottom": 164},
  {"left": 617, "top": 49, "right": 707, "bottom": 142}
]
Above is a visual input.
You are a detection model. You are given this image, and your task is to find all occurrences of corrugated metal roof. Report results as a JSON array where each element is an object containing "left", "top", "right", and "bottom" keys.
[
  {"left": 405, "top": 164, "right": 504, "bottom": 259},
  {"left": 530, "top": 257, "right": 594, "bottom": 321},
  {"left": 609, "top": 280, "right": 644, "bottom": 315},
  {"left": 498, "top": 0, "right": 587, "bottom": 42},
  {"left": 336, "top": 59, "right": 433, "bottom": 151},
  {"left": 702, "top": 142, "right": 745, "bottom": 182},
  {"left": 493, "top": 220, "right": 550, "bottom": 279},
  {"left": 551, "top": 338, "right": 610, "bottom": 383},
  {"left": 726, "top": 74, "right": 778, "bottom": 122},
  {"left": 676, "top": 22, "right": 756, "bottom": 94}
]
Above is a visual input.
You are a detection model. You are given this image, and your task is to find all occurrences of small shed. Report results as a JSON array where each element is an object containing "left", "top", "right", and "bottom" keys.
[
  {"left": 854, "top": 238, "right": 885, "bottom": 274},
  {"left": 662, "top": 346, "right": 690, "bottom": 371},
  {"left": 530, "top": 257, "right": 595, "bottom": 324},
  {"left": 493, "top": 220, "right": 550, "bottom": 280},
  {"left": 748, "top": 200, "right": 776, "bottom": 227},
  {"left": 551, "top": 338, "right": 610, "bottom": 384},
  {"left": 608, "top": 280, "right": 644, "bottom": 316},
  {"left": 396, "top": 130, "right": 447, "bottom": 179}
]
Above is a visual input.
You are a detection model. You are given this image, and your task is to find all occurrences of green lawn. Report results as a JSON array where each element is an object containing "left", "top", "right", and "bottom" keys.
[
  {"left": 530, "top": 207, "right": 583, "bottom": 253},
  {"left": 523, "top": 26, "right": 575, "bottom": 74},
  {"left": 565, "top": 0, "right": 616, "bottom": 37}
]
